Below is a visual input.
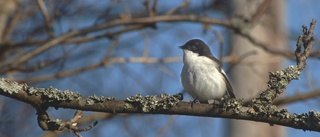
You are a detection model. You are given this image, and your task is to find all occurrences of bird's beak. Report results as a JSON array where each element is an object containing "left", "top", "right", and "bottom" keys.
[{"left": 179, "top": 45, "right": 185, "bottom": 49}]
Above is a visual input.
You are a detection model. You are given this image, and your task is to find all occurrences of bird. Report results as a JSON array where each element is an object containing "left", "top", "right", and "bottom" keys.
[{"left": 180, "top": 39, "right": 235, "bottom": 103}]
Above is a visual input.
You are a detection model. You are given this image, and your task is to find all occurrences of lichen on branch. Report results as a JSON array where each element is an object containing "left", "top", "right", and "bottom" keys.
[{"left": 254, "top": 19, "right": 316, "bottom": 104}]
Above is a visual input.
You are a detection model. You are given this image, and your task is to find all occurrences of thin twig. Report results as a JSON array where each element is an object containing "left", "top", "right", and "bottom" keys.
[
  {"left": 36, "top": 0, "right": 54, "bottom": 37},
  {"left": 273, "top": 90, "right": 320, "bottom": 105},
  {"left": 166, "top": 0, "right": 190, "bottom": 15},
  {"left": 14, "top": 57, "right": 182, "bottom": 83},
  {"left": 250, "top": 0, "right": 273, "bottom": 27},
  {"left": 253, "top": 19, "right": 316, "bottom": 103}
]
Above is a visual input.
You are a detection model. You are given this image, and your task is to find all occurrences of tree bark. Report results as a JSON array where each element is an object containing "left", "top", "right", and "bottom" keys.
[{"left": 228, "top": 0, "right": 286, "bottom": 137}]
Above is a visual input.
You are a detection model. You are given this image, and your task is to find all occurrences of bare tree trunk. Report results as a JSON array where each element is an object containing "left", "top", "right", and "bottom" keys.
[
  {"left": 0, "top": 0, "right": 16, "bottom": 42},
  {"left": 228, "top": 0, "right": 286, "bottom": 137}
]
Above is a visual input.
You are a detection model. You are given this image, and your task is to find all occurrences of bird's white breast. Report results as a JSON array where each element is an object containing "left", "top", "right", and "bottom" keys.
[{"left": 181, "top": 50, "right": 226, "bottom": 101}]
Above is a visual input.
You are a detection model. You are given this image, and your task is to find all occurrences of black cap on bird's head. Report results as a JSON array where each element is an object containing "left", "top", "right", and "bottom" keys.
[{"left": 180, "top": 39, "right": 213, "bottom": 57}]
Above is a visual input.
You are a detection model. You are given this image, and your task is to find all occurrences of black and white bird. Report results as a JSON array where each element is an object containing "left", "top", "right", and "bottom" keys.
[{"left": 180, "top": 39, "right": 235, "bottom": 103}]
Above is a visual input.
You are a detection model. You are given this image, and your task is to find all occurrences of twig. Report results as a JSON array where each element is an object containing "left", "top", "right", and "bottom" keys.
[
  {"left": 103, "top": 36, "right": 120, "bottom": 60},
  {"left": 208, "top": 27, "right": 225, "bottom": 61},
  {"left": 253, "top": 19, "right": 316, "bottom": 103},
  {"left": 0, "top": 30, "right": 79, "bottom": 73},
  {"left": 295, "top": 22, "right": 315, "bottom": 70},
  {"left": 226, "top": 50, "right": 257, "bottom": 73},
  {"left": 140, "top": 30, "right": 150, "bottom": 58},
  {"left": 36, "top": 108, "right": 98, "bottom": 137},
  {"left": 250, "top": 0, "right": 273, "bottom": 27},
  {"left": 273, "top": 90, "right": 320, "bottom": 105},
  {"left": 36, "top": 0, "right": 54, "bottom": 37},
  {"left": 2, "top": 13, "right": 315, "bottom": 70},
  {"left": 42, "top": 113, "right": 119, "bottom": 137},
  {"left": 0, "top": 14, "right": 230, "bottom": 74},
  {"left": 166, "top": 0, "right": 190, "bottom": 15},
  {"left": 236, "top": 31, "right": 294, "bottom": 58},
  {"left": 14, "top": 57, "right": 182, "bottom": 83}
]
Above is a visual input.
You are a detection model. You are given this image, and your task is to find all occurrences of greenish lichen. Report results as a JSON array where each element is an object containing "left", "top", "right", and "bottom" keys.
[
  {"left": 43, "top": 87, "right": 81, "bottom": 102},
  {"left": 28, "top": 86, "right": 43, "bottom": 94},
  {"left": 86, "top": 95, "right": 115, "bottom": 105},
  {"left": 286, "top": 110, "right": 320, "bottom": 131},
  {"left": 267, "top": 66, "right": 300, "bottom": 91},
  {"left": 89, "top": 95, "right": 115, "bottom": 102},
  {"left": 246, "top": 97, "right": 320, "bottom": 130},
  {"left": 124, "top": 103, "right": 133, "bottom": 109},
  {"left": 86, "top": 99, "right": 95, "bottom": 105},
  {"left": 0, "top": 78, "right": 23, "bottom": 94},
  {"left": 126, "top": 93, "right": 181, "bottom": 112},
  {"left": 26, "top": 86, "right": 81, "bottom": 102},
  {"left": 219, "top": 95, "right": 243, "bottom": 114},
  {"left": 256, "top": 66, "right": 301, "bottom": 104}
]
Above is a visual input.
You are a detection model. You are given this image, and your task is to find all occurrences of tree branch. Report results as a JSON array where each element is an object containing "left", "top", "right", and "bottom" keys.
[
  {"left": 14, "top": 57, "right": 182, "bottom": 83},
  {"left": 253, "top": 19, "right": 316, "bottom": 103},
  {"left": 273, "top": 90, "right": 320, "bottom": 105},
  {"left": 0, "top": 78, "right": 320, "bottom": 132},
  {"left": 1, "top": 14, "right": 318, "bottom": 76},
  {"left": 36, "top": 0, "right": 54, "bottom": 37}
]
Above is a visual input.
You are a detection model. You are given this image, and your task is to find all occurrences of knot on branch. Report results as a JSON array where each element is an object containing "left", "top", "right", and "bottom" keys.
[{"left": 126, "top": 93, "right": 182, "bottom": 112}]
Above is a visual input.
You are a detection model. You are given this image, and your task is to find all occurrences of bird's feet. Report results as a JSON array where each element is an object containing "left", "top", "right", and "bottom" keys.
[{"left": 190, "top": 98, "right": 201, "bottom": 108}]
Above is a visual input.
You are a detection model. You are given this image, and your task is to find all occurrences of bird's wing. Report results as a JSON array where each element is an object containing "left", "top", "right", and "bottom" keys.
[{"left": 221, "top": 69, "right": 236, "bottom": 98}]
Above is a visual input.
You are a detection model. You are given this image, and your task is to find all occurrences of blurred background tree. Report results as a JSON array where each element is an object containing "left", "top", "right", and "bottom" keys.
[{"left": 0, "top": 0, "right": 319, "bottom": 137}]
